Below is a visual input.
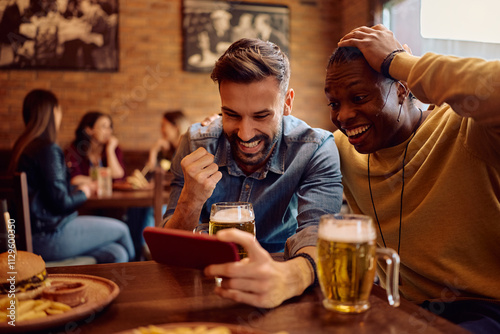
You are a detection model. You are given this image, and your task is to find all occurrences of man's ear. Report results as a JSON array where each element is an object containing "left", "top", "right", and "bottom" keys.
[
  {"left": 396, "top": 81, "right": 409, "bottom": 104},
  {"left": 283, "top": 88, "right": 294, "bottom": 116}
]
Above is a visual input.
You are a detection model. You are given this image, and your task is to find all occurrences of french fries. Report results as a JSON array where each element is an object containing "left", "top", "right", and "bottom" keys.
[
  {"left": 131, "top": 325, "right": 231, "bottom": 334},
  {"left": 127, "top": 169, "right": 150, "bottom": 189},
  {"left": 0, "top": 297, "right": 72, "bottom": 322}
]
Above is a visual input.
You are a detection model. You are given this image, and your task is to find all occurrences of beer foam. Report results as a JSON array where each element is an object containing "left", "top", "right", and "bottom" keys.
[
  {"left": 212, "top": 208, "right": 253, "bottom": 223},
  {"left": 318, "top": 223, "right": 375, "bottom": 243}
]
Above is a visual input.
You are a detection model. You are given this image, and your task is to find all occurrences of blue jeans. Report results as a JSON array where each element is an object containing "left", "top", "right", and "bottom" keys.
[
  {"left": 126, "top": 207, "right": 154, "bottom": 260},
  {"left": 33, "top": 215, "right": 135, "bottom": 263}
]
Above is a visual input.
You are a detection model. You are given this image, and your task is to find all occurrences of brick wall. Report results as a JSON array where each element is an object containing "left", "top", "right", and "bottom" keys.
[{"left": 0, "top": 0, "right": 374, "bottom": 152}]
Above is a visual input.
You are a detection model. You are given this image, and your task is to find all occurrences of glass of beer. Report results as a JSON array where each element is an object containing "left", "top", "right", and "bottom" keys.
[
  {"left": 194, "top": 202, "right": 255, "bottom": 259},
  {"left": 317, "top": 213, "right": 400, "bottom": 313},
  {"left": 209, "top": 202, "right": 255, "bottom": 259},
  {"left": 194, "top": 202, "right": 255, "bottom": 286}
]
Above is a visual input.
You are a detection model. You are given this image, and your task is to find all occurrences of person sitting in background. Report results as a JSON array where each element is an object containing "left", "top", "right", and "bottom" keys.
[
  {"left": 66, "top": 110, "right": 124, "bottom": 185},
  {"left": 8, "top": 89, "right": 134, "bottom": 263},
  {"left": 327, "top": 25, "right": 500, "bottom": 332},
  {"left": 164, "top": 38, "right": 343, "bottom": 308},
  {"left": 146, "top": 110, "right": 190, "bottom": 173},
  {"left": 66, "top": 110, "right": 153, "bottom": 261}
]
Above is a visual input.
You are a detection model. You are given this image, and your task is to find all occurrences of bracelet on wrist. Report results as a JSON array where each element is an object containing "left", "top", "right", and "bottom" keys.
[
  {"left": 380, "top": 49, "right": 406, "bottom": 80},
  {"left": 289, "top": 253, "right": 319, "bottom": 288}
]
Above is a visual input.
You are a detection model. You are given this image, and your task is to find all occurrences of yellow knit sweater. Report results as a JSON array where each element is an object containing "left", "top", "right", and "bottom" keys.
[{"left": 334, "top": 52, "right": 500, "bottom": 304}]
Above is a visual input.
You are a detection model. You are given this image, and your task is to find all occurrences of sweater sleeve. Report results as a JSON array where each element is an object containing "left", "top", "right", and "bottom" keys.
[{"left": 390, "top": 52, "right": 500, "bottom": 129}]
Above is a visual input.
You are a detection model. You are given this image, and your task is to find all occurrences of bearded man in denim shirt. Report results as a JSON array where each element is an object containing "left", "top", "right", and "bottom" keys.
[{"left": 164, "top": 38, "right": 343, "bottom": 308}]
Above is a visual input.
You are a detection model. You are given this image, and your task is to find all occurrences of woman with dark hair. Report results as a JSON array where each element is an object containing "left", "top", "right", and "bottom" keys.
[
  {"left": 9, "top": 89, "right": 134, "bottom": 263},
  {"left": 67, "top": 110, "right": 153, "bottom": 261},
  {"left": 66, "top": 111, "right": 125, "bottom": 186},
  {"left": 146, "top": 110, "right": 190, "bottom": 171}
]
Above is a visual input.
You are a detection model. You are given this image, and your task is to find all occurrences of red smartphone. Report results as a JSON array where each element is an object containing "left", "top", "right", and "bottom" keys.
[{"left": 143, "top": 227, "right": 240, "bottom": 270}]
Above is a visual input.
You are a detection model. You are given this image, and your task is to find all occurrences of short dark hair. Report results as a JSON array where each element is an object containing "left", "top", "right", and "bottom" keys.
[
  {"left": 210, "top": 38, "right": 290, "bottom": 96},
  {"left": 327, "top": 47, "right": 366, "bottom": 68},
  {"left": 327, "top": 46, "right": 415, "bottom": 100}
]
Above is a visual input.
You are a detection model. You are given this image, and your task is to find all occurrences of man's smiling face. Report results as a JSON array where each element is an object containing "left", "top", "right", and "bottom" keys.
[
  {"left": 220, "top": 76, "right": 291, "bottom": 174},
  {"left": 325, "top": 58, "right": 402, "bottom": 154}
]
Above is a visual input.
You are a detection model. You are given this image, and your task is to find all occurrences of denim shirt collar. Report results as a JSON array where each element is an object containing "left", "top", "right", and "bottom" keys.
[{"left": 213, "top": 122, "right": 285, "bottom": 180}]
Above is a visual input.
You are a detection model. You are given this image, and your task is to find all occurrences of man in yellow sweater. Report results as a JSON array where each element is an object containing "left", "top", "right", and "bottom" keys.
[{"left": 326, "top": 25, "right": 500, "bottom": 332}]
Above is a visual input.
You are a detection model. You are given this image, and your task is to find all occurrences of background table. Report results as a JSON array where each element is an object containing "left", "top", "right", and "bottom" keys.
[
  {"left": 34, "top": 261, "right": 471, "bottom": 334},
  {"left": 81, "top": 171, "right": 172, "bottom": 227},
  {"left": 82, "top": 188, "right": 168, "bottom": 209}
]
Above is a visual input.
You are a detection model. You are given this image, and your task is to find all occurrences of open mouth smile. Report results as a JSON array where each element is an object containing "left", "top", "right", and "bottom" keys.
[
  {"left": 238, "top": 139, "right": 264, "bottom": 155},
  {"left": 240, "top": 140, "right": 260, "bottom": 148},
  {"left": 344, "top": 125, "right": 371, "bottom": 139}
]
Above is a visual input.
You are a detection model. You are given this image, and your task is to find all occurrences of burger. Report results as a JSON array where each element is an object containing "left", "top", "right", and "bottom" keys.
[{"left": 0, "top": 251, "right": 48, "bottom": 300}]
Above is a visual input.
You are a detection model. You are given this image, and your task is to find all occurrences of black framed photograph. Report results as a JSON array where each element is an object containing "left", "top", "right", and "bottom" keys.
[
  {"left": 0, "top": 0, "right": 119, "bottom": 71},
  {"left": 183, "top": 0, "right": 290, "bottom": 72}
]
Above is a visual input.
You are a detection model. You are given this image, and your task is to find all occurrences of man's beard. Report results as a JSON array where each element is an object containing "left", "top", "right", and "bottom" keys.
[{"left": 226, "top": 127, "right": 281, "bottom": 170}]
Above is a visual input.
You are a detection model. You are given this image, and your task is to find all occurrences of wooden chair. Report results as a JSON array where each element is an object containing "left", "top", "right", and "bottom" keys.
[
  {"left": 0, "top": 172, "right": 96, "bottom": 266},
  {"left": 0, "top": 172, "right": 32, "bottom": 252}
]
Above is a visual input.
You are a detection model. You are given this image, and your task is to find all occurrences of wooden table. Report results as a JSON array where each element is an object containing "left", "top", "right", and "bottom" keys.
[
  {"left": 80, "top": 171, "right": 171, "bottom": 227},
  {"left": 34, "top": 261, "right": 469, "bottom": 334},
  {"left": 82, "top": 189, "right": 169, "bottom": 209},
  {"left": 83, "top": 167, "right": 173, "bottom": 209}
]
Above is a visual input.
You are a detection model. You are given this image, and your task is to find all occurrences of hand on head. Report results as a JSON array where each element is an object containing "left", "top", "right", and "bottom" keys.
[
  {"left": 204, "top": 228, "right": 291, "bottom": 308},
  {"left": 338, "top": 24, "right": 407, "bottom": 74}
]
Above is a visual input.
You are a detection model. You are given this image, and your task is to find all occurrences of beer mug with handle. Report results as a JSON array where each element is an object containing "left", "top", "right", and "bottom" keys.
[{"left": 317, "top": 213, "right": 400, "bottom": 313}]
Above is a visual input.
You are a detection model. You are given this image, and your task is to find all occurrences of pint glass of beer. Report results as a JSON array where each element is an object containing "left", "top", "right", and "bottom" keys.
[
  {"left": 209, "top": 202, "right": 255, "bottom": 259},
  {"left": 317, "top": 213, "right": 400, "bottom": 313}
]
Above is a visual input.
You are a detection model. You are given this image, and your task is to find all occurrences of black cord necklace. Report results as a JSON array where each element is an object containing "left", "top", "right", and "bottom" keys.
[{"left": 367, "top": 108, "right": 423, "bottom": 255}]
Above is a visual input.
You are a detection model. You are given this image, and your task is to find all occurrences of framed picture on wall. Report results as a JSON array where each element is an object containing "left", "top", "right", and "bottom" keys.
[
  {"left": 0, "top": 0, "right": 119, "bottom": 71},
  {"left": 183, "top": 0, "right": 290, "bottom": 72}
]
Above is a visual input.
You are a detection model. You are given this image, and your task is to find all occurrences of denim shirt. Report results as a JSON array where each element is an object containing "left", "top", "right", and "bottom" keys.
[{"left": 165, "top": 115, "right": 343, "bottom": 257}]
